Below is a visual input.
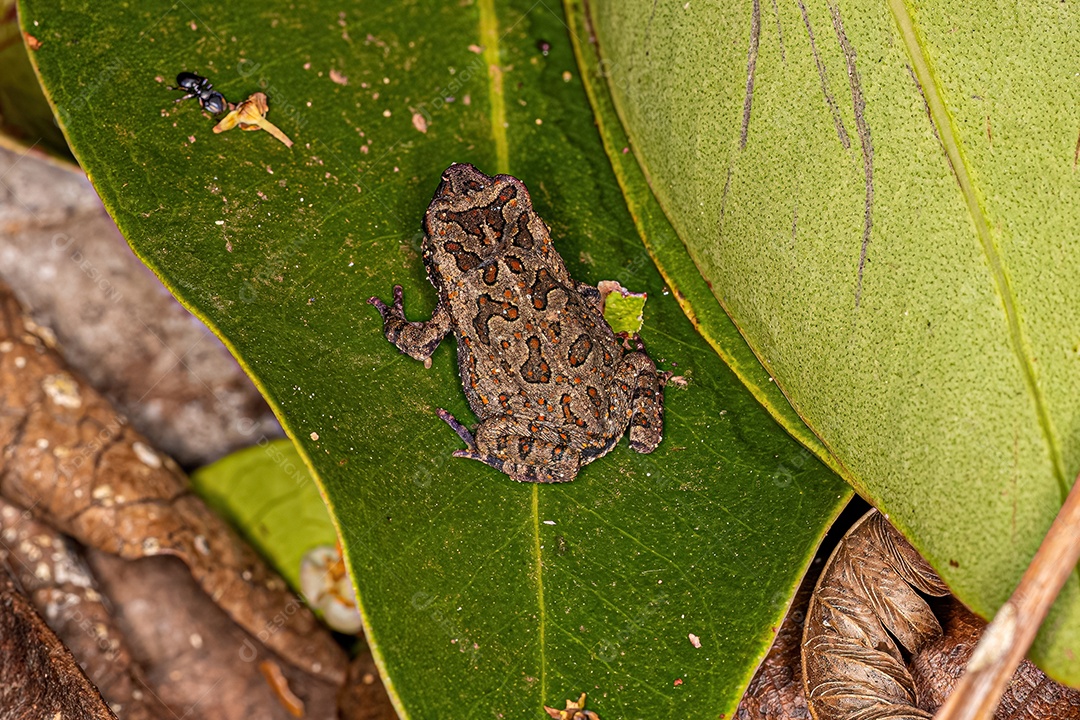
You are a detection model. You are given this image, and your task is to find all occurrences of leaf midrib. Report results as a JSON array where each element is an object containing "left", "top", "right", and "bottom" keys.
[
  {"left": 889, "top": 0, "right": 1068, "bottom": 501},
  {"left": 477, "top": 0, "right": 547, "bottom": 705},
  {"left": 479, "top": 0, "right": 509, "bottom": 175}
]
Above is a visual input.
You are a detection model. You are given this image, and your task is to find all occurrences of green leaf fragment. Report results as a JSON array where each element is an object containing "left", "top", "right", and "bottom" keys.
[{"left": 598, "top": 280, "right": 646, "bottom": 336}]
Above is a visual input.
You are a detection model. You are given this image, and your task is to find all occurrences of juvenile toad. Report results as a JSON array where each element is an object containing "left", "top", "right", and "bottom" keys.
[{"left": 369, "top": 163, "right": 665, "bottom": 482}]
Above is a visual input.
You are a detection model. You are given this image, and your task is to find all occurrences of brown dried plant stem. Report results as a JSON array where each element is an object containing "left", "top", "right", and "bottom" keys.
[{"left": 934, "top": 472, "right": 1080, "bottom": 720}]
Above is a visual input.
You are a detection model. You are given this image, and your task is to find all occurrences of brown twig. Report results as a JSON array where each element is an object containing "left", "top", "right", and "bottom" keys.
[{"left": 934, "top": 472, "right": 1080, "bottom": 720}]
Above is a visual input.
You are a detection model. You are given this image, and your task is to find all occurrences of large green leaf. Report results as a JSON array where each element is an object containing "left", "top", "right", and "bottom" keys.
[
  {"left": 585, "top": 0, "right": 1080, "bottom": 683},
  {"left": 18, "top": 0, "right": 849, "bottom": 715},
  {"left": 563, "top": 0, "right": 847, "bottom": 483}
]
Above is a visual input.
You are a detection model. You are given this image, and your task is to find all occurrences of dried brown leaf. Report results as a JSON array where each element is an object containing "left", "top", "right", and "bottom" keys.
[
  {"left": 738, "top": 507, "right": 1080, "bottom": 720},
  {"left": 911, "top": 599, "right": 1080, "bottom": 719},
  {"left": 0, "top": 147, "right": 281, "bottom": 467},
  {"left": 0, "top": 497, "right": 170, "bottom": 720},
  {"left": 0, "top": 280, "right": 346, "bottom": 684},
  {"left": 802, "top": 510, "right": 949, "bottom": 720},
  {"left": 87, "top": 550, "right": 341, "bottom": 720},
  {"left": 0, "top": 563, "right": 116, "bottom": 720}
]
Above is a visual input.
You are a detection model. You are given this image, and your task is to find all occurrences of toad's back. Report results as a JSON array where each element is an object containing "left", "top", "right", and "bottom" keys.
[{"left": 421, "top": 164, "right": 624, "bottom": 443}]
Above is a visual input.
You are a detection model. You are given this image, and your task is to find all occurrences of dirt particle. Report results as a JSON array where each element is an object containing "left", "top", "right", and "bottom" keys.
[
  {"left": 42, "top": 373, "right": 81, "bottom": 408},
  {"left": 132, "top": 441, "right": 162, "bottom": 468}
]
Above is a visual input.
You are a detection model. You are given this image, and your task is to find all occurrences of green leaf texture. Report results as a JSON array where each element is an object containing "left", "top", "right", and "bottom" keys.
[
  {"left": 585, "top": 0, "right": 1080, "bottom": 683},
  {"left": 18, "top": 0, "right": 849, "bottom": 715}
]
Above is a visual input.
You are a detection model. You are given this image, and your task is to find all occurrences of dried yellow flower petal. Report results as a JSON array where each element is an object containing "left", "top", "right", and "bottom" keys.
[
  {"left": 212, "top": 92, "right": 293, "bottom": 148},
  {"left": 543, "top": 692, "right": 599, "bottom": 720}
]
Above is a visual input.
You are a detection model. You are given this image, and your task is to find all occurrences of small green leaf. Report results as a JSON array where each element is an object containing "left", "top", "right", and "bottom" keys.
[
  {"left": 191, "top": 439, "right": 337, "bottom": 592},
  {"left": 599, "top": 282, "right": 646, "bottom": 336}
]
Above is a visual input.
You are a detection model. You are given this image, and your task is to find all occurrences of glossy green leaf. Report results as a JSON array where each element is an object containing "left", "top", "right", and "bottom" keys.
[
  {"left": 19, "top": 0, "right": 849, "bottom": 715},
  {"left": 585, "top": 0, "right": 1080, "bottom": 683},
  {"left": 564, "top": 0, "right": 846, "bottom": 482},
  {"left": 191, "top": 439, "right": 337, "bottom": 592}
]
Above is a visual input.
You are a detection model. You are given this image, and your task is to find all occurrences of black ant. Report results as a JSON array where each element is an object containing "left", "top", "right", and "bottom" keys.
[{"left": 169, "top": 72, "right": 228, "bottom": 115}]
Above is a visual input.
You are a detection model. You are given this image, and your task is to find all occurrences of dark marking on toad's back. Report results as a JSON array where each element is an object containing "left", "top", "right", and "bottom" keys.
[{"left": 369, "top": 163, "right": 665, "bottom": 483}]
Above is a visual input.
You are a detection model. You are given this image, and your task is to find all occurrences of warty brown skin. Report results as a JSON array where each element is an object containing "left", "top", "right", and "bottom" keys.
[{"left": 370, "top": 163, "right": 664, "bottom": 482}]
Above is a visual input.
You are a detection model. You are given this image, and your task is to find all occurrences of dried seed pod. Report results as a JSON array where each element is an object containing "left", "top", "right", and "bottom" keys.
[
  {"left": 738, "top": 508, "right": 1080, "bottom": 719},
  {"left": 802, "top": 510, "right": 949, "bottom": 720}
]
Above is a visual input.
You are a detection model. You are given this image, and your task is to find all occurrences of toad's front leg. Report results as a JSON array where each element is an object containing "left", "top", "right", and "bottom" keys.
[{"left": 368, "top": 285, "right": 453, "bottom": 365}]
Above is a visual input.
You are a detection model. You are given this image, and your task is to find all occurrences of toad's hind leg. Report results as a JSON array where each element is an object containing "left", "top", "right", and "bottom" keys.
[
  {"left": 368, "top": 285, "right": 452, "bottom": 364},
  {"left": 613, "top": 350, "right": 665, "bottom": 453},
  {"left": 438, "top": 410, "right": 581, "bottom": 483}
]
